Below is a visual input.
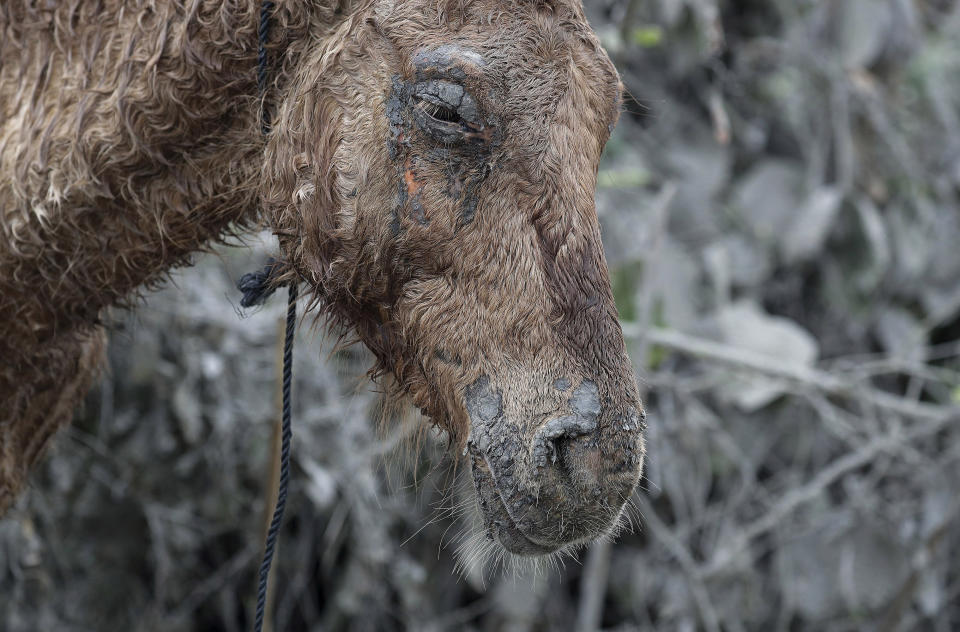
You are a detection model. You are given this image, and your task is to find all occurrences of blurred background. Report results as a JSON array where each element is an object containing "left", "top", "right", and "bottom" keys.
[{"left": 3, "top": 0, "right": 960, "bottom": 630}]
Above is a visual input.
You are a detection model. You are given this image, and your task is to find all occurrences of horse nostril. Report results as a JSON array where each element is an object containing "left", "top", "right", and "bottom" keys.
[
  {"left": 545, "top": 434, "right": 581, "bottom": 472},
  {"left": 532, "top": 414, "right": 597, "bottom": 470}
]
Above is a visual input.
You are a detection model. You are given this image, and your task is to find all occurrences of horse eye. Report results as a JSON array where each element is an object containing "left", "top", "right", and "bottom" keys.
[{"left": 416, "top": 98, "right": 462, "bottom": 125}]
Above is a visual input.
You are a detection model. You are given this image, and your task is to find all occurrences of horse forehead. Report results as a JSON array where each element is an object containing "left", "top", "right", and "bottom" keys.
[
  {"left": 377, "top": 0, "right": 594, "bottom": 49},
  {"left": 412, "top": 44, "right": 487, "bottom": 69}
]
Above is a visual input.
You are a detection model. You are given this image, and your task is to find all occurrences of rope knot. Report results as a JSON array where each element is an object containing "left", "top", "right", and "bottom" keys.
[{"left": 237, "top": 258, "right": 282, "bottom": 308}]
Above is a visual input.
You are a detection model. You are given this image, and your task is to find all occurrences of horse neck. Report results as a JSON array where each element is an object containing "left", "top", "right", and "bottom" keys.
[{"left": 0, "top": 1, "right": 344, "bottom": 351}]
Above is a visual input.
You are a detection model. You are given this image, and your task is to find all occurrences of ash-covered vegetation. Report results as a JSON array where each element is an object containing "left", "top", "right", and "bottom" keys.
[{"left": 3, "top": 1, "right": 960, "bottom": 630}]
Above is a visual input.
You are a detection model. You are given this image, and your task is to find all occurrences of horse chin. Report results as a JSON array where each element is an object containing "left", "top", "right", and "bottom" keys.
[{"left": 468, "top": 451, "right": 562, "bottom": 556}]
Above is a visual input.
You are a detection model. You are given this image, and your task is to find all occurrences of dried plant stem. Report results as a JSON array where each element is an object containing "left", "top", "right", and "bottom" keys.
[
  {"left": 623, "top": 325, "right": 958, "bottom": 423},
  {"left": 576, "top": 539, "right": 612, "bottom": 632}
]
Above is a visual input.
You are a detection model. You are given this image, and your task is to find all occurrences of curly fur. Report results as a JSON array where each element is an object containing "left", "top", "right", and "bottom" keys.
[{"left": 0, "top": 0, "right": 328, "bottom": 513}]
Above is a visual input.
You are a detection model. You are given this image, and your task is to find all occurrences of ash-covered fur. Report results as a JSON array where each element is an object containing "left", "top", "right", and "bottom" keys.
[
  {"left": 1, "top": 0, "right": 646, "bottom": 561},
  {"left": 1, "top": 0, "right": 322, "bottom": 513}
]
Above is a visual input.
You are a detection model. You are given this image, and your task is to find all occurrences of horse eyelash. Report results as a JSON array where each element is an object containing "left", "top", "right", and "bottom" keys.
[{"left": 417, "top": 99, "right": 461, "bottom": 124}]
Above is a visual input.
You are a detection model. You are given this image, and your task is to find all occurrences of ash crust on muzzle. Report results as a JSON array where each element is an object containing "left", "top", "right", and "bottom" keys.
[
  {"left": 570, "top": 380, "right": 601, "bottom": 418},
  {"left": 465, "top": 375, "right": 501, "bottom": 424},
  {"left": 465, "top": 376, "right": 521, "bottom": 489},
  {"left": 464, "top": 375, "right": 646, "bottom": 554},
  {"left": 465, "top": 375, "right": 503, "bottom": 455},
  {"left": 532, "top": 380, "right": 600, "bottom": 468}
]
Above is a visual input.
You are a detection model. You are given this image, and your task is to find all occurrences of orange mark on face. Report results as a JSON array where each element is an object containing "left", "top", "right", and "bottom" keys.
[{"left": 404, "top": 156, "right": 422, "bottom": 197}]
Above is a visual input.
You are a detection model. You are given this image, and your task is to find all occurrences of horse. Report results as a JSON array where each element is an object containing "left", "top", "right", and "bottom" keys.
[{"left": 0, "top": 0, "right": 645, "bottom": 562}]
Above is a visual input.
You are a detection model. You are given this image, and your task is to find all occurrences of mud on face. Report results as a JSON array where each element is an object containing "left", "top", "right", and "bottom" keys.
[
  {"left": 385, "top": 46, "right": 501, "bottom": 234},
  {"left": 268, "top": 0, "right": 646, "bottom": 563}
]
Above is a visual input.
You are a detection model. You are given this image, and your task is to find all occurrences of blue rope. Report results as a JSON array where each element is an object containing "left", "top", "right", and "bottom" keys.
[
  {"left": 251, "top": 3, "right": 297, "bottom": 632},
  {"left": 253, "top": 284, "right": 297, "bottom": 632},
  {"left": 257, "top": 0, "right": 275, "bottom": 134}
]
